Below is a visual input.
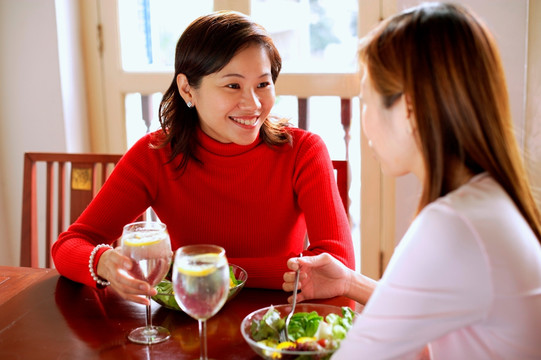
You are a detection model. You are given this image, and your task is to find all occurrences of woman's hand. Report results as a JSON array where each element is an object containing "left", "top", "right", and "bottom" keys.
[
  {"left": 96, "top": 248, "right": 156, "bottom": 305},
  {"left": 282, "top": 253, "right": 353, "bottom": 303}
]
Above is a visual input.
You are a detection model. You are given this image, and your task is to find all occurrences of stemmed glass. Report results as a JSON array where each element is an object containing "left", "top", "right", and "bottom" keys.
[
  {"left": 173, "top": 245, "right": 229, "bottom": 360},
  {"left": 120, "top": 221, "right": 172, "bottom": 344}
]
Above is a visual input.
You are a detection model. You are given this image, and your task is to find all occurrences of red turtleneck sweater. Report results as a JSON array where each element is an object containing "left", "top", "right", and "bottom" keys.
[{"left": 52, "top": 127, "right": 354, "bottom": 289}]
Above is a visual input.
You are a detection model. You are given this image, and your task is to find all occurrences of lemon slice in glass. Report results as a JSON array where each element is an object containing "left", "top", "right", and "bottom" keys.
[
  {"left": 123, "top": 233, "right": 162, "bottom": 247},
  {"left": 177, "top": 253, "right": 223, "bottom": 277}
]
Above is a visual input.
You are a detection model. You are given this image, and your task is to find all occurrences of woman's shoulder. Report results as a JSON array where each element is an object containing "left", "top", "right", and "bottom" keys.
[
  {"left": 287, "top": 126, "right": 320, "bottom": 140},
  {"left": 436, "top": 173, "right": 510, "bottom": 215},
  {"left": 421, "top": 173, "right": 535, "bottom": 249},
  {"left": 284, "top": 126, "right": 326, "bottom": 151},
  {"left": 125, "top": 130, "right": 164, "bottom": 151},
  {"left": 130, "top": 129, "right": 166, "bottom": 148},
  {"left": 122, "top": 130, "right": 171, "bottom": 164}
]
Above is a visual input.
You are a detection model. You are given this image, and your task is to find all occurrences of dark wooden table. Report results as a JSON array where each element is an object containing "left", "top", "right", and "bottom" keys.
[{"left": 0, "top": 266, "right": 358, "bottom": 359}]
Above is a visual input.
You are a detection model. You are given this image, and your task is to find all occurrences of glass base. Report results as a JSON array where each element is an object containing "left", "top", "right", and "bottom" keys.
[{"left": 127, "top": 325, "right": 170, "bottom": 344}]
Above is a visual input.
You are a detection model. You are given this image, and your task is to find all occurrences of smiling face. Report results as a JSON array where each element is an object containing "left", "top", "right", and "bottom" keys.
[
  {"left": 360, "top": 70, "right": 424, "bottom": 180},
  {"left": 177, "top": 44, "right": 275, "bottom": 145}
]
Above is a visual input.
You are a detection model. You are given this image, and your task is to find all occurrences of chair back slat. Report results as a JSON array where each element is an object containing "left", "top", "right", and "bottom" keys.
[
  {"left": 70, "top": 162, "right": 97, "bottom": 224},
  {"left": 57, "top": 161, "right": 67, "bottom": 235},
  {"left": 21, "top": 153, "right": 38, "bottom": 267},
  {"left": 20, "top": 152, "right": 123, "bottom": 268},
  {"left": 45, "top": 162, "right": 55, "bottom": 267},
  {"left": 332, "top": 160, "right": 349, "bottom": 216}
]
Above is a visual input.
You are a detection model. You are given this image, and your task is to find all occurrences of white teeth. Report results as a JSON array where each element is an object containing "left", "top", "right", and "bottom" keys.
[{"left": 231, "top": 117, "right": 257, "bottom": 126}]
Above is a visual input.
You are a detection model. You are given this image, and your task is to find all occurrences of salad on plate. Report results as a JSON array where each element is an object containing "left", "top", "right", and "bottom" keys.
[{"left": 249, "top": 305, "right": 355, "bottom": 355}]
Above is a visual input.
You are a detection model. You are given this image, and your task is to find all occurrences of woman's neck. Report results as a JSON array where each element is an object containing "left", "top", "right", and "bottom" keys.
[{"left": 448, "top": 161, "right": 475, "bottom": 191}]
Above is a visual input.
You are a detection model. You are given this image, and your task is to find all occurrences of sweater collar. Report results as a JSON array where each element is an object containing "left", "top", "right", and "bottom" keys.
[{"left": 195, "top": 126, "right": 262, "bottom": 157}]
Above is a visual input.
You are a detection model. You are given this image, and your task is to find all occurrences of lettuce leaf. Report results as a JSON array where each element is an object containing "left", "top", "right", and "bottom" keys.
[
  {"left": 324, "top": 307, "right": 355, "bottom": 340},
  {"left": 288, "top": 311, "right": 323, "bottom": 340},
  {"left": 250, "top": 305, "right": 284, "bottom": 341},
  {"left": 153, "top": 280, "right": 181, "bottom": 310},
  {"left": 229, "top": 266, "right": 241, "bottom": 286}
]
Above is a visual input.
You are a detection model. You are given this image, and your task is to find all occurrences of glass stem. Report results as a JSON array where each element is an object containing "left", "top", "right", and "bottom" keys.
[
  {"left": 199, "top": 319, "right": 207, "bottom": 360},
  {"left": 146, "top": 295, "right": 152, "bottom": 330}
]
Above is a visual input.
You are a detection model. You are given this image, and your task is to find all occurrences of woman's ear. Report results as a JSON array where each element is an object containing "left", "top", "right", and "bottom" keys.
[
  {"left": 404, "top": 94, "right": 416, "bottom": 134},
  {"left": 176, "top": 74, "right": 193, "bottom": 106}
]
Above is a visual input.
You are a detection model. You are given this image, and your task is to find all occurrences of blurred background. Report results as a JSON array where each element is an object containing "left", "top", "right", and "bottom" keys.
[{"left": 1, "top": 0, "right": 539, "bottom": 277}]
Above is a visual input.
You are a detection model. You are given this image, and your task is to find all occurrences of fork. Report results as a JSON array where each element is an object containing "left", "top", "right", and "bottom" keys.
[{"left": 281, "top": 253, "right": 302, "bottom": 342}]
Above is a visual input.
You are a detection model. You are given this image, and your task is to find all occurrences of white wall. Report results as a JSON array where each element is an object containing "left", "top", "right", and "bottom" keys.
[
  {"left": 0, "top": 0, "right": 64, "bottom": 266},
  {"left": 0, "top": 0, "right": 88, "bottom": 266},
  {"left": 56, "top": 0, "right": 91, "bottom": 152}
]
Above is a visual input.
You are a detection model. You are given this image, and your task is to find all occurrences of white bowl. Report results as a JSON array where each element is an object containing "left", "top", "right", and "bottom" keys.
[{"left": 241, "top": 303, "right": 354, "bottom": 360}]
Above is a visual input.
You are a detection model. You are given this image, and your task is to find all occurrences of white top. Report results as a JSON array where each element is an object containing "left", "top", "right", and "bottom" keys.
[{"left": 333, "top": 173, "right": 541, "bottom": 359}]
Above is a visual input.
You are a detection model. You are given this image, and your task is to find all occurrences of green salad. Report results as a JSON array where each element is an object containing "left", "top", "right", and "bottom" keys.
[
  {"left": 152, "top": 265, "right": 242, "bottom": 311},
  {"left": 250, "top": 305, "right": 355, "bottom": 354},
  {"left": 154, "top": 280, "right": 179, "bottom": 309}
]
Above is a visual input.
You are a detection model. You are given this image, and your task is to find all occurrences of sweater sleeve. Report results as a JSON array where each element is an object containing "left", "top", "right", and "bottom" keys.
[
  {"left": 51, "top": 134, "right": 160, "bottom": 288},
  {"left": 333, "top": 203, "right": 492, "bottom": 359},
  {"left": 293, "top": 132, "right": 355, "bottom": 270}
]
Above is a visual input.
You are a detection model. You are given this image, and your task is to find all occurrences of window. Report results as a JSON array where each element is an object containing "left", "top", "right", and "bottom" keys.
[
  {"left": 118, "top": 0, "right": 213, "bottom": 72},
  {"left": 251, "top": 0, "right": 358, "bottom": 73}
]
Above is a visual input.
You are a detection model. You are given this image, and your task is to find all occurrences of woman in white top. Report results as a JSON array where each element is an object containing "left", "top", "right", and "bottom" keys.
[{"left": 283, "top": 2, "right": 541, "bottom": 359}]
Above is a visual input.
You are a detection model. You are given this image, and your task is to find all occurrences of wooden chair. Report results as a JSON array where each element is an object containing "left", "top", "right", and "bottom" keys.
[
  {"left": 332, "top": 160, "right": 349, "bottom": 216},
  {"left": 19, "top": 154, "right": 348, "bottom": 268},
  {"left": 20, "top": 152, "right": 123, "bottom": 268}
]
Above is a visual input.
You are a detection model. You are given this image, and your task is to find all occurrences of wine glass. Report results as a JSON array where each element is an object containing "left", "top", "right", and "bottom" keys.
[
  {"left": 172, "top": 245, "right": 229, "bottom": 360},
  {"left": 120, "top": 221, "right": 172, "bottom": 344}
]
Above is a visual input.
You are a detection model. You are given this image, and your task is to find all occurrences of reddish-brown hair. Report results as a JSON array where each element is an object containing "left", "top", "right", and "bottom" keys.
[{"left": 359, "top": 2, "right": 541, "bottom": 241}]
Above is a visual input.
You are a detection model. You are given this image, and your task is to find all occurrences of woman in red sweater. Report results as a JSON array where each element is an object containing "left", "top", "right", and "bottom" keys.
[{"left": 52, "top": 11, "right": 354, "bottom": 305}]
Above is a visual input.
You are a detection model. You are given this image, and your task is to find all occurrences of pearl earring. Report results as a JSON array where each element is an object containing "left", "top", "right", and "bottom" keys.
[
  {"left": 186, "top": 101, "right": 193, "bottom": 108},
  {"left": 368, "top": 140, "right": 373, "bottom": 148}
]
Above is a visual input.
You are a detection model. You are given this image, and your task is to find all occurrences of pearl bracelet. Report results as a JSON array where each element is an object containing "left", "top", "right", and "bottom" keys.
[{"left": 89, "top": 244, "right": 113, "bottom": 287}]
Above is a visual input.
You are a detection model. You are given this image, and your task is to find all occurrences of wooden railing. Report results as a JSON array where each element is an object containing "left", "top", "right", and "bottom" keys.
[
  {"left": 297, "top": 97, "right": 351, "bottom": 159},
  {"left": 140, "top": 95, "right": 352, "bottom": 158}
]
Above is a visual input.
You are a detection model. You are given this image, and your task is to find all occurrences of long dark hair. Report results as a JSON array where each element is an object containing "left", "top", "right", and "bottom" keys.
[
  {"left": 359, "top": 2, "right": 541, "bottom": 242},
  {"left": 157, "top": 11, "right": 291, "bottom": 171}
]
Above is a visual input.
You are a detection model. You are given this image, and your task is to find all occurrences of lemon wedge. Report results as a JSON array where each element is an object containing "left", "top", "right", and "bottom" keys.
[
  {"left": 177, "top": 265, "right": 216, "bottom": 277},
  {"left": 123, "top": 235, "right": 162, "bottom": 247},
  {"left": 177, "top": 253, "right": 223, "bottom": 277}
]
